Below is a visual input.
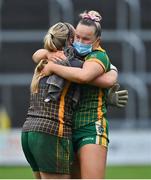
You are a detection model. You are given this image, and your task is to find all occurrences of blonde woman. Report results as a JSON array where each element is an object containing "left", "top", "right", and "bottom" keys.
[{"left": 21, "top": 22, "right": 79, "bottom": 179}]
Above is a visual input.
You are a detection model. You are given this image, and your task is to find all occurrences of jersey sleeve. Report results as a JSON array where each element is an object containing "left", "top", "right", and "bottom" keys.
[{"left": 85, "top": 51, "right": 110, "bottom": 72}]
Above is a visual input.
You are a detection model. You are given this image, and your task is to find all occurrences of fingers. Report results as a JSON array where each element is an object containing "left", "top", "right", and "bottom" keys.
[
  {"left": 116, "top": 90, "right": 128, "bottom": 101},
  {"left": 118, "top": 96, "right": 128, "bottom": 101},
  {"left": 56, "top": 51, "right": 66, "bottom": 60},
  {"left": 47, "top": 51, "right": 66, "bottom": 61},
  {"left": 117, "top": 89, "right": 128, "bottom": 108},
  {"left": 48, "top": 56, "right": 62, "bottom": 62},
  {"left": 118, "top": 100, "right": 128, "bottom": 104},
  {"left": 116, "top": 90, "right": 128, "bottom": 96},
  {"left": 116, "top": 103, "right": 127, "bottom": 108},
  {"left": 117, "top": 99, "right": 128, "bottom": 108}
]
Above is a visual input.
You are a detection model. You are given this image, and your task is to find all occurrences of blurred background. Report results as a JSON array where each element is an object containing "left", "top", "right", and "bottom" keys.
[{"left": 0, "top": 0, "right": 151, "bottom": 179}]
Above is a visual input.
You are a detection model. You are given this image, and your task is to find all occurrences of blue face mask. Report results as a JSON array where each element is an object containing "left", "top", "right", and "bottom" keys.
[{"left": 73, "top": 41, "right": 92, "bottom": 56}]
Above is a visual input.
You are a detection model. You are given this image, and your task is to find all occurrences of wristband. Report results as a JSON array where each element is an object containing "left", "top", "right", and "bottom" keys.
[{"left": 110, "top": 64, "right": 118, "bottom": 72}]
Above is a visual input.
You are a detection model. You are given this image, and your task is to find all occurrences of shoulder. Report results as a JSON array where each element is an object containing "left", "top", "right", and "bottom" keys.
[
  {"left": 85, "top": 47, "right": 110, "bottom": 72},
  {"left": 85, "top": 47, "right": 108, "bottom": 61}
]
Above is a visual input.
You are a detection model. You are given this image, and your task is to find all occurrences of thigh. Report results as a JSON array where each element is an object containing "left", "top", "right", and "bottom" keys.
[
  {"left": 27, "top": 132, "right": 74, "bottom": 175},
  {"left": 79, "top": 144, "right": 107, "bottom": 179},
  {"left": 72, "top": 118, "right": 109, "bottom": 179},
  {"left": 21, "top": 132, "right": 39, "bottom": 172},
  {"left": 73, "top": 118, "right": 109, "bottom": 152}
]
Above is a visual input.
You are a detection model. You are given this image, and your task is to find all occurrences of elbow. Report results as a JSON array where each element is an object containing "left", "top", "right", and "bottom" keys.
[
  {"left": 32, "top": 53, "right": 38, "bottom": 63},
  {"left": 32, "top": 49, "right": 48, "bottom": 64},
  {"left": 107, "top": 71, "right": 118, "bottom": 87},
  {"left": 32, "top": 52, "right": 41, "bottom": 64},
  {"left": 106, "top": 77, "right": 117, "bottom": 87}
]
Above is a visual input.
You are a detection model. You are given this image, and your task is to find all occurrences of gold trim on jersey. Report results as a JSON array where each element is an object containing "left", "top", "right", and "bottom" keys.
[
  {"left": 102, "top": 118, "right": 107, "bottom": 146},
  {"left": 97, "top": 90, "right": 108, "bottom": 146},
  {"left": 97, "top": 90, "right": 103, "bottom": 120},
  {"left": 58, "top": 82, "right": 71, "bottom": 137},
  {"left": 86, "top": 58, "right": 106, "bottom": 72},
  {"left": 94, "top": 46, "right": 105, "bottom": 52}
]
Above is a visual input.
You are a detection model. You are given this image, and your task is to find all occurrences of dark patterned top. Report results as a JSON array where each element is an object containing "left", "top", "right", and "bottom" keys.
[{"left": 22, "top": 77, "right": 77, "bottom": 139}]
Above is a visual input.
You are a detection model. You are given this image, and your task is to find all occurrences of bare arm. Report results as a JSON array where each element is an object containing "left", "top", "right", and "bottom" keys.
[
  {"left": 32, "top": 49, "right": 49, "bottom": 63},
  {"left": 32, "top": 49, "right": 66, "bottom": 64},
  {"left": 37, "top": 49, "right": 118, "bottom": 88},
  {"left": 41, "top": 60, "right": 105, "bottom": 84},
  {"left": 90, "top": 70, "right": 118, "bottom": 88}
]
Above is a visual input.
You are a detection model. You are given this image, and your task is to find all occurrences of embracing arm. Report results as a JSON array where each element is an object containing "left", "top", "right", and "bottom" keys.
[
  {"left": 89, "top": 63, "right": 118, "bottom": 88},
  {"left": 35, "top": 47, "right": 116, "bottom": 87},
  {"left": 32, "top": 49, "right": 66, "bottom": 64},
  {"left": 89, "top": 69, "right": 118, "bottom": 88},
  {"left": 42, "top": 60, "right": 104, "bottom": 84}
]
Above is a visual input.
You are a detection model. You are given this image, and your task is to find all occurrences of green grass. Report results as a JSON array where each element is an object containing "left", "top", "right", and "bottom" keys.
[
  {"left": 0, "top": 166, "right": 33, "bottom": 179},
  {"left": 0, "top": 165, "right": 151, "bottom": 179},
  {"left": 106, "top": 165, "right": 151, "bottom": 179}
]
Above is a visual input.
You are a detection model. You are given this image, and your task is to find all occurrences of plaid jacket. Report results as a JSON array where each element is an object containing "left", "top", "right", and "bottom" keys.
[{"left": 22, "top": 77, "right": 77, "bottom": 138}]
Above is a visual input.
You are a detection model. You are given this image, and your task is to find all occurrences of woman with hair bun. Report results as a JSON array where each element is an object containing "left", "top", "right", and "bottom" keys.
[{"left": 41, "top": 10, "right": 127, "bottom": 179}]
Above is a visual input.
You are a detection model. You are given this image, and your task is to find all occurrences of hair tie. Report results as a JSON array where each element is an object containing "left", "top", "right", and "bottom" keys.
[{"left": 81, "top": 13, "right": 101, "bottom": 23}]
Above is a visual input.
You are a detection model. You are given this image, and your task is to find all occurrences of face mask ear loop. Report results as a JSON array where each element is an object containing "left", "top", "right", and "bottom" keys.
[
  {"left": 91, "top": 37, "right": 100, "bottom": 49},
  {"left": 92, "top": 37, "right": 99, "bottom": 45}
]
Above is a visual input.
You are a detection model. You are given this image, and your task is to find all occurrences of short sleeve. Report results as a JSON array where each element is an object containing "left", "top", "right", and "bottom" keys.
[{"left": 85, "top": 51, "right": 110, "bottom": 72}]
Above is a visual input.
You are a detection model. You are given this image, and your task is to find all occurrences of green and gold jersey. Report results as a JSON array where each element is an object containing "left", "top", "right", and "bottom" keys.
[{"left": 72, "top": 47, "right": 111, "bottom": 129}]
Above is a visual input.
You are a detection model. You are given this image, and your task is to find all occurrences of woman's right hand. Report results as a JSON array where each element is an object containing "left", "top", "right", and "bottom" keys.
[{"left": 47, "top": 51, "right": 66, "bottom": 62}]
